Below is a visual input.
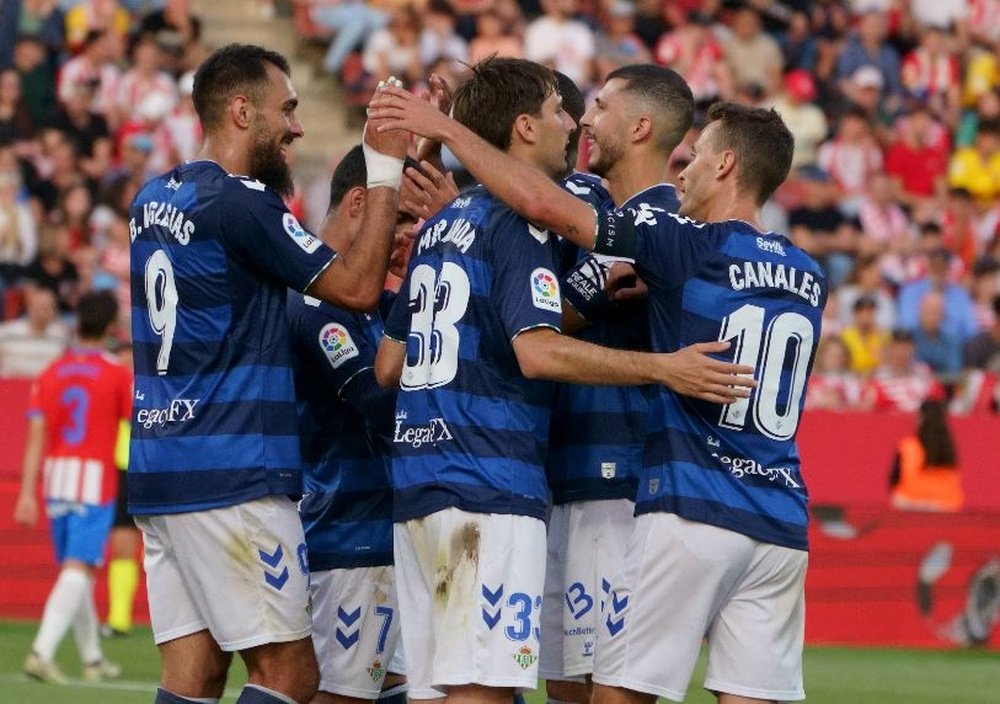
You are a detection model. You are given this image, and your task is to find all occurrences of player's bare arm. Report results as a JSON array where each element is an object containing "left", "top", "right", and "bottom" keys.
[
  {"left": 13, "top": 416, "right": 45, "bottom": 527},
  {"left": 512, "top": 329, "right": 755, "bottom": 404},
  {"left": 369, "top": 83, "right": 598, "bottom": 250},
  {"left": 307, "top": 116, "right": 408, "bottom": 311},
  {"left": 375, "top": 336, "right": 406, "bottom": 388}
]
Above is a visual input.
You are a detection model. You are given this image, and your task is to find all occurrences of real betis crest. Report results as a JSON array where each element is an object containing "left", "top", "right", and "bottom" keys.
[
  {"left": 367, "top": 659, "right": 386, "bottom": 684},
  {"left": 513, "top": 646, "right": 537, "bottom": 670}
]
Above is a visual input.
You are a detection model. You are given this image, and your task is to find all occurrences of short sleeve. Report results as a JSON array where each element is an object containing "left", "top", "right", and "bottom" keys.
[
  {"left": 118, "top": 365, "right": 133, "bottom": 421},
  {"left": 594, "top": 208, "right": 719, "bottom": 290},
  {"left": 219, "top": 181, "right": 336, "bottom": 292},
  {"left": 488, "top": 209, "right": 562, "bottom": 339},
  {"left": 298, "top": 303, "right": 379, "bottom": 396},
  {"left": 26, "top": 377, "right": 45, "bottom": 419}
]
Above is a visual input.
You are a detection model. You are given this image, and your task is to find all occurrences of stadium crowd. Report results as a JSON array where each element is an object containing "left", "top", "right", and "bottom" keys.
[{"left": 2, "top": 0, "right": 1000, "bottom": 413}]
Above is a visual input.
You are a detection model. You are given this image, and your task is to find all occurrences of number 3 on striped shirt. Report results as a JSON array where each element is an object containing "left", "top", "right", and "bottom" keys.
[
  {"left": 144, "top": 249, "right": 178, "bottom": 376},
  {"left": 401, "top": 262, "right": 471, "bottom": 391}
]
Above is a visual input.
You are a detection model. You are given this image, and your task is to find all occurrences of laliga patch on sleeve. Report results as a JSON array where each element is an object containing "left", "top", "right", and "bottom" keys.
[
  {"left": 283, "top": 212, "right": 322, "bottom": 254},
  {"left": 318, "top": 323, "right": 359, "bottom": 369},
  {"left": 530, "top": 267, "right": 562, "bottom": 313}
]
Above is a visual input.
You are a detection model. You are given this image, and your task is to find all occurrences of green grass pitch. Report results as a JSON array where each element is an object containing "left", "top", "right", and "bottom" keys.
[{"left": 0, "top": 620, "right": 996, "bottom": 703}]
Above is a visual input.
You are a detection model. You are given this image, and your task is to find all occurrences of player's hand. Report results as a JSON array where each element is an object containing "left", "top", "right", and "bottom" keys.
[
  {"left": 364, "top": 77, "right": 409, "bottom": 160},
  {"left": 414, "top": 73, "right": 454, "bottom": 163},
  {"left": 369, "top": 81, "right": 454, "bottom": 142},
  {"left": 606, "top": 262, "right": 648, "bottom": 302},
  {"left": 400, "top": 160, "right": 459, "bottom": 220},
  {"left": 657, "top": 341, "right": 756, "bottom": 404},
  {"left": 14, "top": 493, "right": 38, "bottom": 528}
]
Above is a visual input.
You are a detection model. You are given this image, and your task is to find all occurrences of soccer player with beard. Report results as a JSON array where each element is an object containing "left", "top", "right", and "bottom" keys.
[
  {"left": 370, "top": 91, "right": 824, "bottom": 704},
  {"left": 540, "top": 65, "right": 693, "bottom": 704},
  {"left": 128, "top": 44, "right": 407, "bottom": 704}
]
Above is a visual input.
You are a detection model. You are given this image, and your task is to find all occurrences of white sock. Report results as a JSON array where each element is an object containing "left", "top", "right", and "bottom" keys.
[
  {"left": 33, "top": 568, "right": 89, "bottom": 661},
  {"left": 72, "top": 577, "right": 103, "bottom": 664}
]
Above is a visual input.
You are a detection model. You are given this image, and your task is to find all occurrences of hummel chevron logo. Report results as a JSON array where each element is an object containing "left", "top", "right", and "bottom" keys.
[
  {"left": 482, "top": 583, "right": 504, "bottom": 630},
  {"left": 258, "top": 545, "right": 284, "bottom": 568},
  {"left": 259, "top": 544, "right": 288, "bottom": 590},
  {"left": 265, "top": 567, "right": 289, "bottom": 590},
  {"left": 338, "top": 606, "right": 362, "bottom": 627},
  {"left": 605, "top": 591, "right": 629, "bottom": 637},
  {"left": 336, "top": 628, "right": 360, "bottom": 649}
]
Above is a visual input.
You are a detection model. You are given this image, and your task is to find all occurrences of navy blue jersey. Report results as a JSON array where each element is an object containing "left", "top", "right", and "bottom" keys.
[
  {"left": 548, "top": 184, "right": 680, "bottom": 505},
  {"left": 128, "top": 161, "right": 336, "bottom": 515},
  {"left": 384, "top": 186, "right": 562, "bottom": 522},
  {"left": 287, "top": 292, "right": 395, "bottom": 571},
  {"left": 595, "top": 211, "right": 826, "bottom": 550}
]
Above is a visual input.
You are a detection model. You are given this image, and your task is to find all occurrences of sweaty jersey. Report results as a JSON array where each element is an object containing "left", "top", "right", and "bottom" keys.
[
  {"left": 29, "top": 348, "right": 132, "bottom": 506},
  {"left": 595, "top": 210, "right": 826, "bottom": 550},
  {"left": 128, "top": 160, "right": 336, "bottom": 515},
  {"left": 287, "top": 291, "right": 396, "bottom": 571},
  {"left": 548, "top": 181, "right": 679, "bottom": 505},
  {"left": 384, "top": 185, "right": 562, "bottom": 522}
]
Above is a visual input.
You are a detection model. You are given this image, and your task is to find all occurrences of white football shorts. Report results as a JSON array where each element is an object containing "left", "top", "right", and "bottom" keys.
[
  {"left": 311, "top": 565, "right": 403, "bottom": 698},
  {"left": 136, "top": 495, "right": 312, "bottom": 651},
  {"left": 540, "top": 499, "right": 635, "bottom": 679},
  {"left": 394, "top": 507, "right": 546, "bottom": 698},
  {"left": 593, "top": 513, "right": 807, "bottom": 702}
]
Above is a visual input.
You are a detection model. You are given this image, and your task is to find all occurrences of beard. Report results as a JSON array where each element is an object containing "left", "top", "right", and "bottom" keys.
[
  {"left": 588, "top": 136, "right": 625, "bottom": 178},
  {"left": 249, "top": 119, "right": 294, "bottom": 198}
]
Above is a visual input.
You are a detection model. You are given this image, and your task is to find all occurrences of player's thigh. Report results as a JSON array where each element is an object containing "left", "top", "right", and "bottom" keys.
[
  {"left": 63, "top": 502, "right": 116, "bottom": 566},
  {"left": 704, "top": 543, "right": 807, "bottom": 702},
  {"left": 593, "top": 514, "right": 755, "bottom": 702},
  {"left": 393, "top": 519, "right": 439, "bottom": 700},
  {"left": 154, "top": 496, "right": 312, "bottom": 651},
  {"left": 562, "top": 499, "right": 634, "bottom": 677},
  {"left": 396, "top": 509, "right": 547, "bottom": 693},
  {"left": 311, "top": 565, "right": 401, "bottom": 698}
]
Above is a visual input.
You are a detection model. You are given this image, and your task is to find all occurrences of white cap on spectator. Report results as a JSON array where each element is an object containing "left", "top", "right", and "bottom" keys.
[
  {"left": 138, "top": 92, "right": 174, "bottom": 122},
  {"left": 852, "top": 65, "right": 884, "bottom": 90},
  {"left": 179, "top": 70, "right": 195, "bottom": 96}
]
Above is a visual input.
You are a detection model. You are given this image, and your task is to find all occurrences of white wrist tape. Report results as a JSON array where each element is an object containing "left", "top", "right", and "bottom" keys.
[{"left": 363, "top": 141, "right": 404, "bottom": 191}]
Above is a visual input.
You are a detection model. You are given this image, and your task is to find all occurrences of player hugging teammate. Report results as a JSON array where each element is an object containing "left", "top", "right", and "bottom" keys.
[{"left": 110, "top": 41, "right": 820, "bottom": 704}]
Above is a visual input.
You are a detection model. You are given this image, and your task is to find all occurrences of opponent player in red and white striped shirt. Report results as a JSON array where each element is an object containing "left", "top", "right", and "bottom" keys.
[{"left": 13, "top": 290, "right": 132, "bottom": 683}]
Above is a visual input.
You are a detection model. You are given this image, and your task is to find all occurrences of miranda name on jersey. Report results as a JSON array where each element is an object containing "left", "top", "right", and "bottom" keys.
[
  {"left": 417, "top": 217, "right": 477, "bottom": 255},
  {"left": 728, "top": 261, "right": 821, "bottom": 307}
]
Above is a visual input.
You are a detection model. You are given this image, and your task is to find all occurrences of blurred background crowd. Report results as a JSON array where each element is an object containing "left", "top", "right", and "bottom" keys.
[{"left": 2, "top": 0, "right": 1000, "bottom": 416}]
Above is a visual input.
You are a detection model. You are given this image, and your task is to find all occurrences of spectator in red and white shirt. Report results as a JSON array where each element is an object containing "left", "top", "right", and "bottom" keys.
[
  {"left": 818, "top": 105, "right": 883, "bottom": 216},
  {"left": 56, "top": 30, "right": 121, "bottom": 129},
  {"left": 655, "top": 10, "right": 731, "bottom": 104},
  {"left": 858, "top": 171, "right": 911, "bottom": 256},
  {"left": 806, "top": 336, "right": 863, "bottom": 411},
  {"left": 901, "top": 25, "right": 961, "bottom": 122},
  {"left": 861, "top": 329, "right": 943, "bottom": 413},
  {"left": 114, "top": 34, "right": 178, "bottom": 130}
]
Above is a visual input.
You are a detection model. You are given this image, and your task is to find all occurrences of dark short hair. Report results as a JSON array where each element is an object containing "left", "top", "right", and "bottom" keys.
[
  {"left": 77, "top": 290, "right": 119, "bottom": 340},
  {"left": 451, "top": 57, "right": 556, "bottom": 151},
  {"left": 554, "top": 70, "right": 584, "bottom": 172},
  {"left": 853, "top": 295, "right": 877, "bottom": 312},
  {"left": 993, "top": 293, "right": 1000, "bottom": 318},
  {"left": 192, "top": 44, "right": 291, "bottom": 131},
  {"left": 605, "top": 64, "right": 694, "bottom": 153},
  {"left": 328, "top": 144, "right": 419, "bottom": 210},
  {"left": 705, "top": 102, "right": 793, "bottom": 205},
  {"left": 891, "top": 329, "right": 914, "bottom": 343}
]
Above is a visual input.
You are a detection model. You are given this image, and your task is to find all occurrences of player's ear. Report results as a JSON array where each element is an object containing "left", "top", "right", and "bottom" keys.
[
  {"left": 231, "top": 93, "right": 254, "bottom": 130},
  {"left": 512, "top": 113, "right": 536, "bottom": 146},
  {"left": 717, "top": 149, "right": 737, "bottom": 181},
  {"left": 632, "top": 116, "right": 652, "bottom": 145},
  {"left": 348, "top": 186, "right": 366, "bottom": 217}
]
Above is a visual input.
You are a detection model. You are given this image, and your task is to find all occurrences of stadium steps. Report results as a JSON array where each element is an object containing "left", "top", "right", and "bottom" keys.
[{"left": 193, "top": 0, "right": 360, "bottom": 181}]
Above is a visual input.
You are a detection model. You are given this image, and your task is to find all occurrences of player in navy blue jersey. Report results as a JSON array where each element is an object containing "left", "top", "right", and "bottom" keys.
[
  {"left": 369, "top": 91, "right": 821, "bottom": 704},
  {"left": 540, "top": 66, "right": 695, "bottom": 704},
  {"left": 371, "top": 58, "right": 754, "bottom": 704},
  {"left": 128, "top": 45, "right": 408, "bottom": 704},
  {"left": 287, "top": 145, "right": 420, "bottom": 704}
]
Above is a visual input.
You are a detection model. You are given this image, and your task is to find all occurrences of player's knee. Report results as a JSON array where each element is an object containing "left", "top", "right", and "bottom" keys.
[
  {"left": 155, "top": 687, "right": 220, "bottom": 703},
  {"left": 237, "top": 683, "right": 308, "bottom": 704},
  {"left": 545, "top": 680, "right": 588, "bottom": 704}
]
